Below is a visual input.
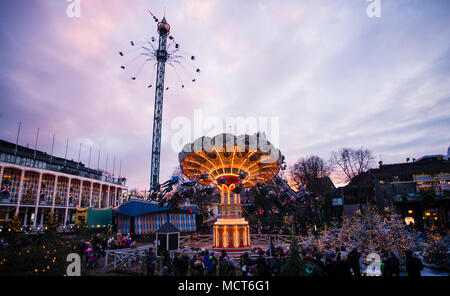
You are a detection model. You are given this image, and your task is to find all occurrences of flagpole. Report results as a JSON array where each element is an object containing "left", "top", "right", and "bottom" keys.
[
  {"left": 77, "top": 143, "right": 82, "bottom": 168},
  {"left": 97, "top": 150, "right": 101, "bottom": 170},
  {"left": 113, "top": 156, "right": 115, "bottom": 178},
  {"left": 88, "top": 146, "right": 92, "bottom": 168},
  {"left": 50, "top": 133, "right": 55, "bottom": 165},
  {"left": 64, "top": 138, "right": 69, "bottom": 166},
  {"left": 106, "top": 153, "right": 109, "bottom": 174},
  {"left": 33, "top": 128, "right": 40, "bottom": 162},
  {"left": 14, "top": 122, "right": 21, "bottom": 162}
]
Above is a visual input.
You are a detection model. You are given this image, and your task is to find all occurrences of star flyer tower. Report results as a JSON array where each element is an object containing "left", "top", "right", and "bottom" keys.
[
  {"left": 179, "top": 133, "right": 283, "bottom": 250},
  {"left": 150, "top": 18, "right": 170, "bottom": 190},
  {"left": 119, "top": 10, "right": 200, "bottom": 195}
]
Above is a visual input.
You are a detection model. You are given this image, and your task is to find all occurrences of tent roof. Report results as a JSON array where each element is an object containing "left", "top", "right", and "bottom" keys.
[
  {"left": 114, "top": 200, "right": 197, "bottom": 217},
  {"left": 87, "top": 208, "right": 113, "bottom": 227},
  {"left": 157, "top": 222, "right": 180, "bottom": 233}
]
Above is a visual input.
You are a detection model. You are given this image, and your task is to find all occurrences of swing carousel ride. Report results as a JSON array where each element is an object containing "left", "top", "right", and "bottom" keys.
[{"left": 179, "top": 133, "right": 283, "bottom": 250}]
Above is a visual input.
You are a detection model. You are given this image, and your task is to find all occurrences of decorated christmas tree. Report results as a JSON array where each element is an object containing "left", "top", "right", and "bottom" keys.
[
  {"left": 77, "top": 216, "right": 87, "bottom": 229},
  {"left": 421, "top": 230, "right": 449, "bottom": 269},
  {"left": 312, "top": 206, "right": 416, "bottom": 265},
  {"left": 6, "top": 215, "right": 23, "bottom": 233},
  {"left": 44, "top": 210, "right": 60, "bottom": 231}
]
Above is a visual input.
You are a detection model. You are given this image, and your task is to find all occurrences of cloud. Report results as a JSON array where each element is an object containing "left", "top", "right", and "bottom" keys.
[{"left": 0, "top": 0, "right": 449, "bottom": 190}]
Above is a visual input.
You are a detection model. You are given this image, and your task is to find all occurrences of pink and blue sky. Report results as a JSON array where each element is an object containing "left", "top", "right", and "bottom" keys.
[{"left": 0, "top": 0, "right": 449, "bottom": 190}]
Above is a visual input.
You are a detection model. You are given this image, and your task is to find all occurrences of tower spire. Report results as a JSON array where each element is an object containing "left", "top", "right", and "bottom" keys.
[
  {"left": 150, "top": 16, "right": 170, "bottom": 193},
  {"left": 119, "top": 9, "right": 201, "bottom": 198}
]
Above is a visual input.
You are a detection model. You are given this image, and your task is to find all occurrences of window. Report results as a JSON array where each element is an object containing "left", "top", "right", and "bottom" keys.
[{"left": 404, "top": 217, "right": 415, "bottom": 225}]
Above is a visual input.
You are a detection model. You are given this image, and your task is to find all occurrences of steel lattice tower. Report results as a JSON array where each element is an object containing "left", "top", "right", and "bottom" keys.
[
  {"left": 119, "top": 12, "right": 200, "bottom": 193},
  {"left": 150, "top": 18, "right": 171, "bottom": 190}
]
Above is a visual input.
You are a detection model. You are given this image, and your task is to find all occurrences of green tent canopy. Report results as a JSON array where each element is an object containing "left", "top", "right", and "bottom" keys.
[{"left": 86, "top": 208, "right": 113, "bottom": 228}]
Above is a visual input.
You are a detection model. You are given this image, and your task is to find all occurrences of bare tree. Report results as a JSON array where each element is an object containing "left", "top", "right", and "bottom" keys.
[
  {"left": 289, "top": 155, "right": 332, "bottom": 193},
  {"left": 330, "top": 147, "right": 375, "bottom": 214},
  {"left": 329, "top": 147, "right": 375, "bottom": 182}
]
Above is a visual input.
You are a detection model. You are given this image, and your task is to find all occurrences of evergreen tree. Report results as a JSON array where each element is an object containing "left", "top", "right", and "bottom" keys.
[
  {"left": 314, "top": 206, "right": 416, "bottom": 266},
  {"left": 280, "top": 225, "right": 306, "bottom": 276},
  {"left": 44, "top": 210, "right": 60, "bottom": 231},
  {"left": 6, "top": 215, "right": 23, "bottom": 233}
]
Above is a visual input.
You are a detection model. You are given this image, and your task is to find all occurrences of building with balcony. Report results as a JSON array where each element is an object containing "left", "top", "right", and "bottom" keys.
[
  {"left": 0, "top": 139, "right": 127, "bottom": 229},
  {"left": 341, "top": 150, "right": 450, "bottom": 230}
]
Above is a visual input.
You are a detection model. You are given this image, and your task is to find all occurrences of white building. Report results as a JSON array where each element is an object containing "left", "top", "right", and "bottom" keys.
[{"left": 0, "top": 139, "right": 127, "bottom": 228}]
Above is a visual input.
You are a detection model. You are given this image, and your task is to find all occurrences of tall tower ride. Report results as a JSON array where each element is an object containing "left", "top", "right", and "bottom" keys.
[
  {"left": 150, "top": 19, "right": 171, "bottom": 189},
  {"left": 119, "top": 10, "right": 200, "bottom": 196}
]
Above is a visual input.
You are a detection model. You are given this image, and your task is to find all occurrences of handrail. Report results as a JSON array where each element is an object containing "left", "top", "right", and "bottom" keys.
[{"left": 179, "top": 233, "right": 300, "bottom": 247}]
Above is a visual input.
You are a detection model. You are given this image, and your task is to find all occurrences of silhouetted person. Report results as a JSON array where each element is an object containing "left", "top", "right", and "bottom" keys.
[
  {"left": 348, "top": 248, "right": 361, "bottom": 277},
  {"left": 173, "top": 252, "right": 189, "bottom": 276},
  {"left": 146, "top": 248, "right": 157, "bottom": 275},
  {"left": 405, "top": 251, "right": 423, "bottom": 277},
  {"left": 383, "top": 251, "right": 400, "bottom": 277}
]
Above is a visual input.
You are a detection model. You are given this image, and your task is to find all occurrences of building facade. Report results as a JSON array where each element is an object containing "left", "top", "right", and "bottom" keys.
[
  {"left": 372, "top": 154, "right": 449, "bottom": 230},
  {"left": 342, "top": 152, "right": 450, "bottom": 230},
  {"left": 0, "top": 139, "right": 127, "bottom": 228}
]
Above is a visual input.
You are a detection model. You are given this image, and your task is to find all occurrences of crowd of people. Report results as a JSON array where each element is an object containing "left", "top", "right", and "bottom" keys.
[
  {"left": 143, "top": 245, "right": 425, "bottom": 277},
  {"left": 76, "top": 232, "right": 137, "bottom": 268},
  {"left": 70, "top": 225, "right": 429, "bottom": 277},
  {"left": 249, "top": 225, "right": 308, "bottom": 236}
]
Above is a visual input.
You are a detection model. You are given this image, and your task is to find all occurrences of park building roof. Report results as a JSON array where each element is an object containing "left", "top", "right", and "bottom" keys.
[
  {"left": 114, "top": 200, "right": 197, "bottom": 217},
  {"left": 156, "top": 222, "right": 180, "bottom": 233},
  {"left": 373, "top": 155, "right": 449, "bottom": 182}
]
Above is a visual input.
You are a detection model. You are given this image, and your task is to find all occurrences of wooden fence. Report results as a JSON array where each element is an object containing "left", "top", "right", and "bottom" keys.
[{"left": 104, "top": 245, "right": 153, "bottom": 274}]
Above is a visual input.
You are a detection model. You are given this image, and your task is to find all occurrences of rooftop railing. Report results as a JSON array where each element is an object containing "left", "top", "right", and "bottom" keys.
[{"left": 0, "top": 153, "right": 126, "bottom": 186}]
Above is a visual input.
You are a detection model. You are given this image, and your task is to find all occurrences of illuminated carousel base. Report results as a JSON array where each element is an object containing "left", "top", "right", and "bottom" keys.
[{"left": 213, "top": 218, "right": 251, "bottom": 249}]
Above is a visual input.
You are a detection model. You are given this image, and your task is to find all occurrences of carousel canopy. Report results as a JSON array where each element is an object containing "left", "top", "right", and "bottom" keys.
[{"left": 179, "top": 133, "right": 283, "bottom": 188}]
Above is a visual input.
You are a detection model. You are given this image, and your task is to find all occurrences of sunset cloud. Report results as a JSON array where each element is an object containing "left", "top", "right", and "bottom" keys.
[{"left": 0, "top": 0, "right": 449, "bottom": 190}]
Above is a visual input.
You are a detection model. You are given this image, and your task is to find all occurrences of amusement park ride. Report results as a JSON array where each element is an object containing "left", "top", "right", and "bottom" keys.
[
  {"left": 179, "top": 134, "right": 283, "bottom": 250},
  {"left": 120, "top": 10, "right": 285, "bottom": 251},
  {"left": 119, "top": 10, "right": 200, "bottom": 191}
]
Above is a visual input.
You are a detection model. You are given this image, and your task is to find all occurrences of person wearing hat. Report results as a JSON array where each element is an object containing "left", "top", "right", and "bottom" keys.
[{"left": 203, "top": 249, "right": 214, "bottom": 275}]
